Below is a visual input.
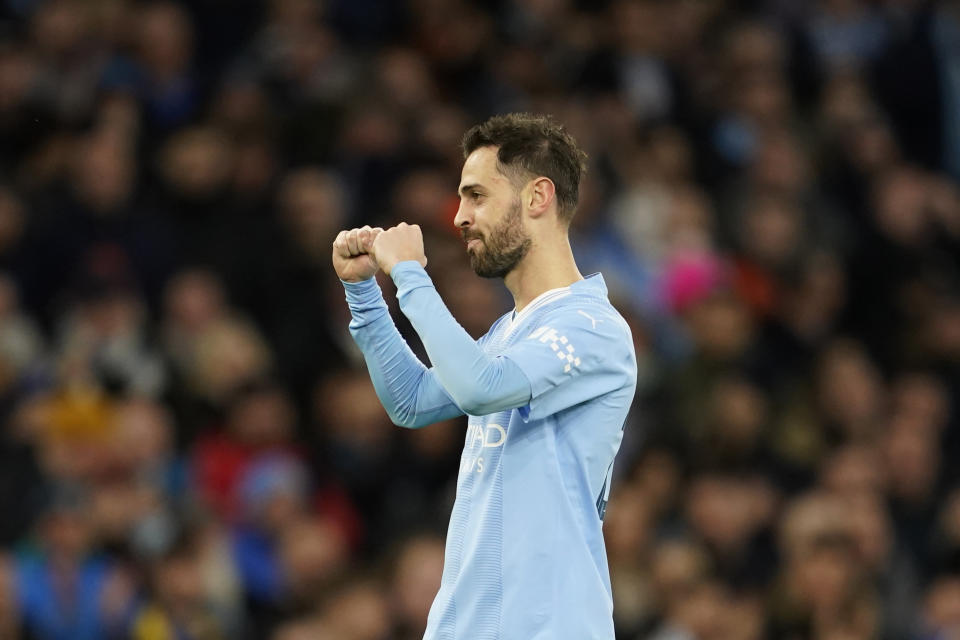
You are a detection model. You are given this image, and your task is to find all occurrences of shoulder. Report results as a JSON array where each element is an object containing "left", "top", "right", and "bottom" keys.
[
  {"left": 519, "top": 297, "right": 635, "bottom": 374},
  {"left": 535, "top": 295, "right": 632, "bottom": 345},
  {"left": 478, "top": 310, "right": 514, "bottom": 345}
]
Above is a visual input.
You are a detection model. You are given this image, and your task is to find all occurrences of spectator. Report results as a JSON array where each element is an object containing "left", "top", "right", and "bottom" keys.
[
  {"left": 14, "top": 485, "right": 135, "bottom": 640},
  {"left": 0, "top": 1, "right": 955, "bottom": 637}
]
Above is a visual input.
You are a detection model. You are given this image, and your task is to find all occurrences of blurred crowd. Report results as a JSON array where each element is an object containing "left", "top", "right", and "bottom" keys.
[{"left": 0, "top": 0, "right": 958, "bottom": 638}]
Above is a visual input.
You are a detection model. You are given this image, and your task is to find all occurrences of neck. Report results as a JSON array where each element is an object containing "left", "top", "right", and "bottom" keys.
[{"left": 504, "top": 233, "right": 583, "bottom": 312}]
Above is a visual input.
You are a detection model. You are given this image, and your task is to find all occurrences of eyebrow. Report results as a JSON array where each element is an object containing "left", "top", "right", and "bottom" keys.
[{"left": 459, "top": 183, "right": 481, "bottom": 196}]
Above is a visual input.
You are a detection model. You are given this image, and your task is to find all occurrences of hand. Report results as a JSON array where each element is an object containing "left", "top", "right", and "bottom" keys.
[
  {"left": 332, "top": 226, "right": 383, "bottom": 282},
  {"left": 371, "top": 222, "right": 428, "bottom": 276}
]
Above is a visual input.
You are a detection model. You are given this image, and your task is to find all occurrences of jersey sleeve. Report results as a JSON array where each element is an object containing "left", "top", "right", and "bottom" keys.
[
  {"left": 391, "top": 262, "right": 532, "bottom": 417},
  {"left": 343, "top": 276, "right": 464, "bottom": 428},
  {"left": 500, "top": 304, "right": 637, "bottom": 422}
]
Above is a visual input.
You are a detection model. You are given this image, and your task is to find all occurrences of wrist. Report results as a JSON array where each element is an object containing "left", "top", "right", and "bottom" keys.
[
  {"left": 380, "top": 254, "right": 424, "bottom": 275},
  {"left": 390, "top": 260, "right": 427, "bottom": 279},
  {"left": 343, "top": 277, "right": 383, "bottom": 308},
  {"left": 379, "top": 258, "right": 399, "bottom": 277},
  {"left": 392, "top": 261, "right": 433, "bottom": 304},
  {"left": 340, "top": 275, "right": 375, "bottom": 284}
]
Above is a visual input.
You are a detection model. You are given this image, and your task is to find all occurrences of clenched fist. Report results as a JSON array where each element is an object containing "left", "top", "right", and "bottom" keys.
[
  {"left": 370, "top": 222, "right": 428, "bottom": 276},
  {"left": 332, "top": 226, "right": 383, "bottom": 282}
]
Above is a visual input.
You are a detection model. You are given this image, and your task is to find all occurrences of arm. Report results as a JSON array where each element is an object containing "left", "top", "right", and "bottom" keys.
[
  {"left": 343, "top": 277, "right": 464, "bottom": 428},
  {"left": 371, "top": 224, "right": 635, "bottom": 422},
  {"left": 333, "top": 225, "right": 462, "bottom": 428},
  {"left": 390, "top": 261, "right": 532, "bottom": 416}
]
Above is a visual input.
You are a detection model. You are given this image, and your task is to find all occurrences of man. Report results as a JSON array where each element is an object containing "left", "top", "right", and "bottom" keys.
[{"left": 332, "top": 113, "right": 637, "bottom": 639}]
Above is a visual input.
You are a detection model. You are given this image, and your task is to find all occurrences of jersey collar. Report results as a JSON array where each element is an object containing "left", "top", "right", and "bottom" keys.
[{"left": 508, "top": 273, "right": 607, "bottom": 325}]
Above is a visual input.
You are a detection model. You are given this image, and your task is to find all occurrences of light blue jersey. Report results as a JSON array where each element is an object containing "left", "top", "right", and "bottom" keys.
[
  {"left": 427, "top": 276, "right": 636, "bottom": 640},
  {"left": 342, "top": 262, "right": 637, "bottom": 640}
]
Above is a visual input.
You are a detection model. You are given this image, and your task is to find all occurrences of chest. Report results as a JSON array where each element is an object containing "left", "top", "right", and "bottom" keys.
[{"left": 456, "top": 318, "right": 530, "bottom": 475}]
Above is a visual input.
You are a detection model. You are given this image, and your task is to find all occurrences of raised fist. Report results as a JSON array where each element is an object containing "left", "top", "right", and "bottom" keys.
[
  {"left": 332, "top": 226, "right": 383, "bottom": 282},
  {"left": 370, "top": 222, "right": 428, "bottom": 276}
]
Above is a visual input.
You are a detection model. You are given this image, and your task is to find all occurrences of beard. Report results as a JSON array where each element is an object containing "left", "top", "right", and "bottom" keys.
[{"left": 463, "top": 198, "right": 532, "bottom": 279}]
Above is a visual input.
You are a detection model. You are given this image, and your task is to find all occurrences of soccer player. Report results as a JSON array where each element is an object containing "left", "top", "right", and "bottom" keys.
[{"left": 332, "top": 113, "right": 637, "bottom": 639}]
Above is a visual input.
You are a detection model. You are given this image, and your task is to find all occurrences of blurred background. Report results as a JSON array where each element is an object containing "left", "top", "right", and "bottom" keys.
[{"left": 0, "top": 0, "right": 958, "bottom": 638}]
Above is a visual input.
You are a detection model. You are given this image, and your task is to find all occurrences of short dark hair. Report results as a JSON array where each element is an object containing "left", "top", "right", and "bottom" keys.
[{"left": 462, "top": 113, "right": 588, "bottom": 224}]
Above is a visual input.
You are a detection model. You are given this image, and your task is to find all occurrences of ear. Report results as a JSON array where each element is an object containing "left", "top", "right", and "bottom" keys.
[{"left": 525, "top": 177, "right": 557, "bottom": 219}]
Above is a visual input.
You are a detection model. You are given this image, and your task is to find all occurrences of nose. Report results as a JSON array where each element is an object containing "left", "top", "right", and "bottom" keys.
[{"left": 454, "top": 202, "right": 472, "bottom": 229}]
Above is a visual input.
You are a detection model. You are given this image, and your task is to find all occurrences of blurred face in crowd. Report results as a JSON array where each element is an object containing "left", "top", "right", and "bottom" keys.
[
  {"left": 418, "top": 105, "right": 469, "bottom": 166},
  {"left": 661, "top": 186, "right": 713, "bottom": 255},
  {"left": 392, "top": 536, "right": 445, "bottom": 631},
  {"left": 821, "top": 73, "right": 873, "bottom": 132},
  {"left": 73, "top": 131, "right": 135, "bottom": 214},
  {"left": 666, "top": 579, "right": 735, "bottom": 640},
  {"left": 315, "top": 373, "right": 393, "bottom": 451},
  {"left": 321, "top": 579, "right": 391, "bottom": 640},
  {"left": 938, "top": 489, "right": 960, "bottom": 549},
  {"left": 159, "top": 127, "right": 234, "bottom": 200},
  {"left": 378, "top": 48, "right": 435, "bottom": 110},
  {"left": 392, "top": 169, "right": 451, "bottom": 230},
  {"left": 650, "top": 540, "right": 709, "bottom": 610},
  {"left": 707, "top": 376, "right": 767, "bottom": 450},
  {"left": 780, "top": 492, "right": 848, "bottom": 561},
  {"left": 741, "top": 195, "right": 803, "bottom": 270},
  {"left": 31, "top": 0, "right": 88, "bottom": 60},
  {"left": 341, "top": 107, "right": 404, "bottom": 157},
  {"left": 454, "top": 146, "right": 532, "bottom": 279},
  {"left": 686, "top": 475, "right": 772, "bottom": 554},
  {"left": 113, "top": 399, "right": 173, "bottom": 470},
  {"left": 269, "top": 0, "right": 322, "bottom": 27},
  {"left": 610, "top": 0, "right": 665, "bottom": 55},
  {"left": 817, "top": 341, "right": 883, "bottom": 440},
  {"left": 434, "top": 266, "right": 503, "bottom": 337},
  {"left": 883, "top": 415, "right": 940, "bottom": 505},
  {"left": 0, "top": 188, "right": 25, "bottom": 254},
  {"left": 91, "top": 480, "right": 158, "bottom": 545},
  {"left": 782, "top": 252, "right": 847, "bottom": 340},
  {"left": 603, "top": 485, "right": 653, "bottom": 563},
  {"left": 843, "top": 493, "right": 892, "bottom": 572},
  {"left": 923, "top": 576, "right": 960, "bottom": 637},
  {"left": 725, "top": 21, "right": 785, "bottom": 75},
  {"left": 843, "top": 115, "right": 899, "bottom": 177},
  {"left": 0, "top": 273, "right": 19, "bottom": 319},
  {"left": 872, "top": 166, "right": 931, "bottom": 246},
  {"left": 137, "top": 2, "right": 193, "bottom": 79},
  {"left": 631, "top": 449, "right": 681, "bottom": 514},
  {"left": 192, "top": 321, "right": 273, "bottom": 401},
  {"left": 821, "top": 444, "right": 884, "bottom": 498},
  {"left": 154, "top": 549, "right": 204, "bottom": 614},
  {"left": 789, "top": 541, "right": 860, "bottom": 618},
  {"left": 164, "top": 269, "right": 226, "bottom": 333},
  {"left": 685, "top": 291, "right": 754, "bottom": 359},
  {"left": 750, "top": 132, "right": 809, "bottom": 195},
  {"left": 892, "top": 372, "right": 949, "bottom": 433},
  {"left": 228, "top": 387, "right": 295, "bottom": 448},
  {"left": 280, "top": 518, "right": 348, "bottom": 601},
  {"left": 0, "top": 555, "right": 16, "bottom": 631},
  {"left": 42, "top": 506, "right": 93, "bottom": 563},
  {"left": 274, "top": 618, "right": 334, "bottom": 640},
  {"left": 279, "top": 168, "right": 347, "bottom": 258}
]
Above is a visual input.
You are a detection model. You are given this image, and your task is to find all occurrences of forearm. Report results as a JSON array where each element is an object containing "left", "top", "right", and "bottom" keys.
[
  {"left": 343, "top": 278, "right": 462, "bottom": 428},
  {"left": 391, "top": 262, "right": 531, "bottom": 416}
]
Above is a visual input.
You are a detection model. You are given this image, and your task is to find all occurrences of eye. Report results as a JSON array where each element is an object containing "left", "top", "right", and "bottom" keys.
[{"left": 471, "top": 191, "right": 482, "bottom": 201}]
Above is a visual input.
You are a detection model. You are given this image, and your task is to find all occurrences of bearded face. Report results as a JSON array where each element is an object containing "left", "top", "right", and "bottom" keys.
[{"left": 461, "top": 197, "right": 532, "bottom": 279}]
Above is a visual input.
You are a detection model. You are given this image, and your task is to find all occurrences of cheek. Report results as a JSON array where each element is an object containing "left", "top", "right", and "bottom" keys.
[
  {"left": 476, "top": 201, "right": 506, "bottom": 227},
  {"left": 469, "top": 207, "right": 490, "bottom": 233}
]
